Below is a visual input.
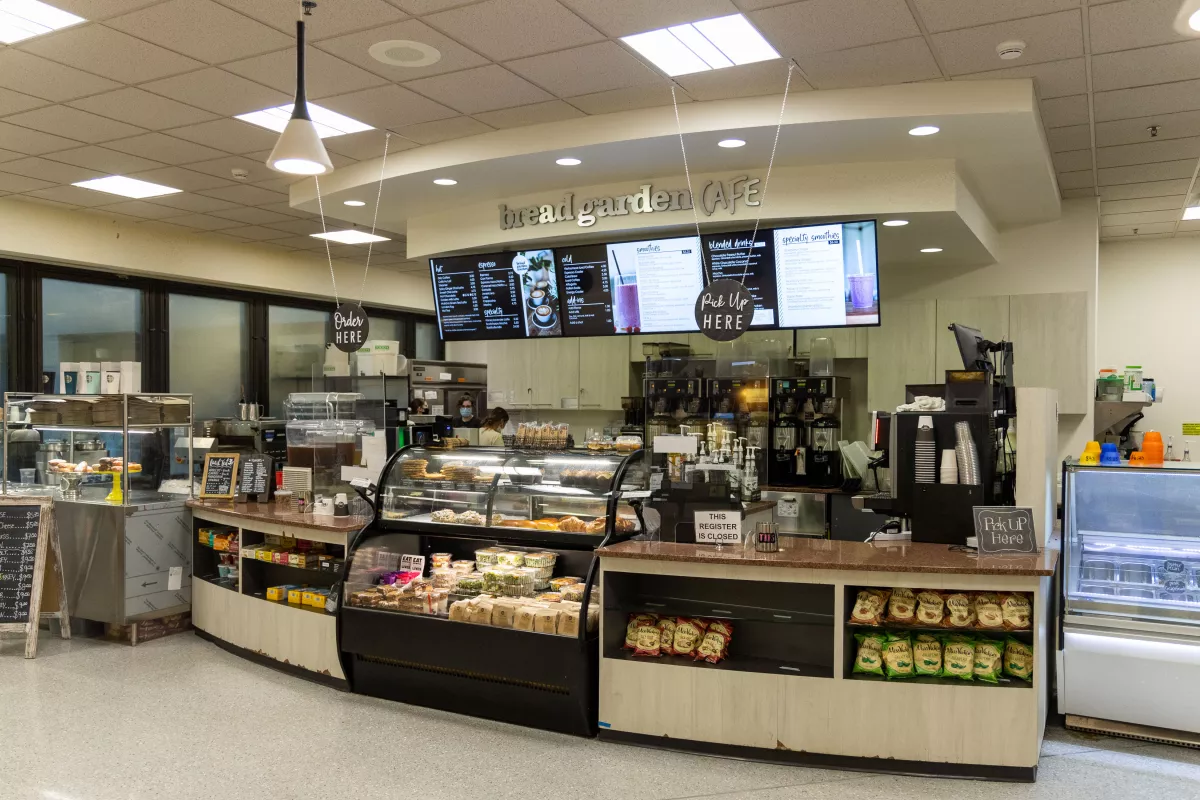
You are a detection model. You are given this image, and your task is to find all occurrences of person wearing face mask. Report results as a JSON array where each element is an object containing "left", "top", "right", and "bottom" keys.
[{"left": 456, "top": 395, "right": 481, "bottom": 428}]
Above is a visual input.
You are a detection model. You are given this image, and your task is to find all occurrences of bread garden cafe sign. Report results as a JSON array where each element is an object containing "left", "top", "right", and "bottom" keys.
[{"left": 499, "top": 176, "right": 763, "bottom": 230}]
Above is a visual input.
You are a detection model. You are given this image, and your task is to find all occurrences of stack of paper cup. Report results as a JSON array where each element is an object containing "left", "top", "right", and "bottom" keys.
[
  {"left": 914, "top": 415, "right": 937, "bottom": 483},
  {"left": 940, "top": 449, "right": 959, "bottom": 484}
]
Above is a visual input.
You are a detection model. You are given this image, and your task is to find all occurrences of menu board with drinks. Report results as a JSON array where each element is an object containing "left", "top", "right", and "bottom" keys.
[{"left": 430, "top": 220, "right": 878, "bottom": 340}]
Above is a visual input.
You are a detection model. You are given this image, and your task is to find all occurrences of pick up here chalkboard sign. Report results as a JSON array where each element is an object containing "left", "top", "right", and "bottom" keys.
[
  {"left": 973, "top": 506, "right": 1038, "bottom": 554},
  {"left": 694, "top": 279, "right": 753, "bottom": 342},
  {"left": 201, "top": 453, "right": 240, "bottom": 499}
]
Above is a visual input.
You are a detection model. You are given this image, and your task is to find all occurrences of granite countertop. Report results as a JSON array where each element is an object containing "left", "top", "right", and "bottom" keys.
[
  {"left": 187, "top": 499, "right": 369, "bottom": 531},
  {"left": 598, "top": 535, "right": 1061, "bottom": 576}
]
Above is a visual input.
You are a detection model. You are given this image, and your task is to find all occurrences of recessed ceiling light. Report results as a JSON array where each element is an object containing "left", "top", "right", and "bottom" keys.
[
  {"left": 882, "top": 220, "right": 909, "bottom": 227},
  {"left": 237, "top": 103, "right": 372, "bottom": 139},
  {"left": 622, "top": 13, "right": 778, "bottom": 77},
  {"left": 0, "top": 0, "right": 84, "bottom": 44},
  {"left": 311, "top": 230, "right": 390, "bottom": 245},
  {"left": 920, "top": 247, "right": 943, "bottom": 253},
  {"left": 909, "top": 125, "right": 940, "bottom": 136},
  {"left": 1183, "top": 206, "right": 1200, "bottom": 220},
  {"left": 718, "top": 138, "right": 746, "bottom": 148},
  {"left": 343, "top": 200, "right": 367, "bottom": 207},
  {"left": 555, "top": 157, "right": 582, "bottom": 166},
  {"left": 72, "top": 176, "right": 181, "bottom": 199},
  {"left": 433, "top": 178, "right": 457, "bottom": 186},
  {"left": 368, "top": 39, "right": 442, "bottom": 68}
]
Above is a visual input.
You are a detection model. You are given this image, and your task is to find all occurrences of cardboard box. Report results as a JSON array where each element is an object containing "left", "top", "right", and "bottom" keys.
[
  {"left": 79, "top": 362, "right": 101, "bottom": 395},
  {"left": 287, "top": 588, "right": 304, "bottom": 605},
  {"left": 59, "top": 362, "right": 79, "bottom": 395},
  {"left": 266, "top": 585, "right": 296, "bottom": 602},
  {"left": 120, "top": 361, "right": 142, "bottom": 393},
  {"left": 101, "top": 362, "right": 121, "bottom": 394}
]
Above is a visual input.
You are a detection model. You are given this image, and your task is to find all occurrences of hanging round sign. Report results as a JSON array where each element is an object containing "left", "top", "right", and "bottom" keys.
[
  {"left": 332, "top": 302, "right": 370, "bottom": 353},
  {"left": 695, "top": 279, "right": 753, "bottom": 342}
]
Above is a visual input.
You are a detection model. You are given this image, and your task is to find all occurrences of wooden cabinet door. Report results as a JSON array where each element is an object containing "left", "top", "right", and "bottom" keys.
[
  {"left": 578, "top": 338, "right": 630, "bottom": 410},
  {"left": 934, "top": 296, "right": 1011, "bottom": 379},
  {"left": 866, "top": 299, "right": 937, "bottom": 412},
  {"left": 1009, "top": 292, "right": 1088, "bottom": 414},
  {"left": 486, "top": 340, "right": 532, "bottom": 408},
  {"left": 531, "top": 338, "right": 580, "bottom": 409}
]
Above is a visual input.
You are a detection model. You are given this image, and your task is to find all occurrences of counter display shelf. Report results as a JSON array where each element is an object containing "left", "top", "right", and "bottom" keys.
[
  {"left": 597, "top": 537, "right": 1058, "bottom": 781},
  {"left": 338, "top": 444, "right": 646, "bottom": 736}
]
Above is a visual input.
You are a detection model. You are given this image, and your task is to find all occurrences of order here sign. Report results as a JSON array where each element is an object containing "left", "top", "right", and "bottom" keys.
[{"left": 695, "top": 510, "right": 742, "bottom": 544}]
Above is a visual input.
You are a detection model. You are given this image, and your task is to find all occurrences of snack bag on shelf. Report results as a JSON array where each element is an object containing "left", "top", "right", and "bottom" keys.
[
  {"left": 514, "top": 605, "right": 539, "bottom": 632},
  {"left": 852, "top": 631, "right": 886, "bottom": 676},
  {"left": 491, "top": 598, "right": 522, "bottom": 629},
  {"left": 695, "top": 629, "right": 729, "bottom": 664},
  {"left": 885, "top": 587, "right": 916, "bottom": 625},
  {"left": 942, "top": 592, "right": 975, "bottom": 629},
  {"left": 633, "top": 622, "right": 662, "bottom": 657},
  {"left": 1003, "top": 637, "right": 1034, "bottom": 681},
  {"left": 655, "top": 617, "right": 677, "bottom": 653},
  {"left": 974, "top": 592, "right": 1004, "bottom": 630},
  {"left": 912, "top": 633, "right": 943, "bottom": 676},
  {"left": 624, "top": 613, "right": 657, "bottom": 649},
  {"left": 915, "top": 590, "right": 945, "bottom": 626},
  {"left": 849, "top": 589, "right": 890, "bottom": 626},
  {"left": 706, "top": 619, "right": 734, "bottom": 655},
  {"left": 533, "top": 607, "right": 560, "bottom": 635},
  {"left": 557, "top": 607, "right": 582, "bottom": 637},
  {"left": 671, "top": 617, "right": 707, "bottom": 657},
  {"left": 940, "top": 634, "right": 976, "bottom": 680},
  {"left": 463, "top": 596, "right": 494, "bottom": 625},
  {"left": 1001, "top": 593, "right": 1032, "bottom": 631},
  {"left": 973, "top": 637, "right": 1005, "bottom": 683},
  {"left": 883, "top": 632, "right": 915, "bottom": 679}
]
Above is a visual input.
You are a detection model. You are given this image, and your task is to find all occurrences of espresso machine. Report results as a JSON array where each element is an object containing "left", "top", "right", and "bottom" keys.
[{"left": 768, "top": 377, "right": 845, "bottom": 487}]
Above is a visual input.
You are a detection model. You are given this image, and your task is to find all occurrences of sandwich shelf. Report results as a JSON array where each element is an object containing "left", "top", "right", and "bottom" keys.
[{"left": 338, "top": 444, "right": 647, "bottom": 737}]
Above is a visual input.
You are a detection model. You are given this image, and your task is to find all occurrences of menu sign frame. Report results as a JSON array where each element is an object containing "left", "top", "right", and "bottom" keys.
[
  {"left": 201, "top": 453, "right": 240, "bottom": 500},
  {"left": 0, "top": 496, "right": 70, "bottom": 658}
]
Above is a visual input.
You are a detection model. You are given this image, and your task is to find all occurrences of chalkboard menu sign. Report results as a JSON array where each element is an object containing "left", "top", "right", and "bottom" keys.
[
  {"left": 201, "top": 453, "right": 240, "bottom": 499},
  {"left": 0, "top": 505, "right": 43, "bottom": 624},
  {"left": 239, "top": 454, "right": 273, "bottom": 501}
]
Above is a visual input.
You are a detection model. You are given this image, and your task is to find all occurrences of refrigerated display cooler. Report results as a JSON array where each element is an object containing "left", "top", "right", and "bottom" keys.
[{"left": 1060, "top": 461, "right": 1200, "bottom": 742}]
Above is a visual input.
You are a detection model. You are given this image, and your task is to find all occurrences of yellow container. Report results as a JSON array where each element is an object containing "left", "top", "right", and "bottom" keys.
[{"left": 287, "top": 588, "right": 304, "bottom": 605}]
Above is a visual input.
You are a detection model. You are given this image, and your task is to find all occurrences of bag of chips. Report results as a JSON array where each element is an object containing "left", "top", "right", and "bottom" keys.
[
  {"left": 973, "top": 637, "right": 1004, "bottom": 683},
  {"left": 1001, "top": 593, "right": 1032, "bottom": 630},
  {"left": 885, "top": 587, "right": 916, "bottom": 625},
  {"left": 706, "top": 619, "right": 734, "bottom": 657},
  {"left": 624, "top": 613, "right": 657, "bottom": 650},
  {"left": 672, "top": 617, "right": 707, "bottom": 657},
  {"left": 852, "top": 631, "right": 886, "bottom": 676},
  {"left": 943, "top": 592, "right": 975, "bottom": 629},
  {"left": 915, "top": 590, "right": 945, "bottom": 626},
  {"left": 940, "top": 634, "right": 975, "bottom": 680},
  {"left": 849, "top": 589, "right": 890, "bottom": 626},
  {"left": 974, "top": 593, "right": 1004, "bottom": 630},
  {"left": 1004, "top": 637, "right": 1033, "bottom": 681},
  {"left": 695, "top": 630, "right": 729, "bottom": 664},
  {"left": 913, "top": 633, "right": 943, "bottom": 676},
  {"left": 883, "top": 632, "right": 915, "bottom": 679},
  {"left": 633, "top": 622, "right": 662, "bottom": 657}
]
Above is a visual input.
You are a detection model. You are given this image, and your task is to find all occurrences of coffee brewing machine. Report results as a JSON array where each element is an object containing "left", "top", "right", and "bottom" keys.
[
  {"left": 643, "top": 378, "right": 706, "bottom": 454},
  {"left": 708, "top": 377, "right": 768, "bottom": 478},
  {"left": 768, "top": 377, "right": 845, "bottom": 488}
]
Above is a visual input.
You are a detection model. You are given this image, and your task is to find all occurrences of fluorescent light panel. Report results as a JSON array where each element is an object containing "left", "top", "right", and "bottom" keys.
[
  {"left": 237, "top": 104, "right": 372, "bottom": 138},
  {"left": 311, "top": 230, "right": 390, "bottom": 244},
  {"left": 72, "top": 176, "right": 181, "bottom": 199},
  {"left": 0, "top": 0, "right": 83, "bottom": 44},
  {"left": 1183, "top": 206, "right": 1200, "bottom": 220},
  {"left": 622, "top": 13, "right": 778, "bottom": 77}
]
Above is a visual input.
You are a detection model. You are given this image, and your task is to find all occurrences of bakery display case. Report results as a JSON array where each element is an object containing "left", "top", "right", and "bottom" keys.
[{"left": 338, "top": 444, "right": 647, "bottom": 736}]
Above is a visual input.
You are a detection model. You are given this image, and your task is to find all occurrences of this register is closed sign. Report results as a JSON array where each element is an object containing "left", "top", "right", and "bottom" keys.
[{"left": 695, "top": 510, "right": 742, "bottom": 544}]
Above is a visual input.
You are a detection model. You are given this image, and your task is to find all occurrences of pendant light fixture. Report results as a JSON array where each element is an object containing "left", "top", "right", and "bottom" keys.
[{"left": 267, "top": 1, "right": 333, "bottom": 175}]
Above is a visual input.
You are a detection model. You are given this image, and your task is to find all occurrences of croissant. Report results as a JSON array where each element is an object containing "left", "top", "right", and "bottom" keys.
[
  {"left": 557, "top": 516, "right": 587, "bottom": 532},
  {"left": 585, "top": 518, "right": 607, "bottom": 534}
]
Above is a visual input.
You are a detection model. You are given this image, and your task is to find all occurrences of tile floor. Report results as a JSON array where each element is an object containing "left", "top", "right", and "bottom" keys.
[{"left": 2, "top": 632, "right": 1198, "bottom": 800}]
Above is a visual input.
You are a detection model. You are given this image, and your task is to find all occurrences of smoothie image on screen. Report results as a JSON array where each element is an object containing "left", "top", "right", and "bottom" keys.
[
  {"left": 610, "top": 248, "right": 641, "bottom": 332},
  {"left": 842, "top": 222, "right": 878, "bottom": 323}
]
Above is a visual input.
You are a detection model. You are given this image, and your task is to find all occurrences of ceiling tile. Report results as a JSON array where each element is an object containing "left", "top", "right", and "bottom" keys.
[
  {"left": 224, "top": 48, "right": 387, "bottom": 99},
  {"left": 1099, "top": 178, "right": 1194, "bottom": 200},
  {"left": 731, "top": 0, "right": 794, "bottom": 9},
  {"left": 184, "top": 155, "right": 276, "bottom": 183},
  {"left": 0, "top": 88, "right": 50, "bottom": 117},
  {"left": 27, "top": 185, "right": 122, "bottom": 207},
  {"left": 675, "top": 60, "right": 808, "bottom": 101},
  {"left": 1093, "top": 80, "right": 1200, "bottom": 122},
  {"left": 68, "top": 89, "right": 217, "bottom": 132},
  {"left": 265, "top": 218, "right": 326, "bottom": 235},
  {"left": 0, "top": 121, "right": 83, "bottom": 155},
  {"left": 1046, "top": 124, "right": 1091, "bottom": 152},
  {"left": 952, "top": 57, "right": 1085, "bottom": 99},
  {"left": 106, "top": 133, "right": 229, "bottom": 164},
  {"left": 142, "top": 191, "right": 242, "bottom": 212},
  {"left": 567, "top": 84, "right": 691, "bottom": 114},
  {"left": 198, "top": 184, "right": 289, "bottom": 205},
  {"left": 214, "top": 0, "right": 407, "bottom": 38},
  {"left": 218, "top": 224, "right": 295, "bottom": 241},
  {"left": 321, "top": 84, "right": 456, "bottom": 128},
  {"left": 1101, "top": 195, "right": 1187, "bottom": 215},
  {"left": 316, "top": 18, "right": 489, "bottom": 82},
  {"left": 559, "top": 0, "right": 738, "bottom": 37},
  {"left": 930, "top": 10, "right": 1083, "bottom": 76},
  {"left": 1089, "top": 0, "right": 1193, "bottom": 53},
  {"left": 796, "top": 37, "right": 940, "bottom": 90},
  {"left": 3, "top": 106, "right": 146, "bottom": 145},
  {"left": 751, "top": 0, "right": 918, "bottom": 58},
  {"left": 324, "top": 129, "right": 420, "bottom": 160},
  {"left": 0, "top": 148, "right": 23, "bottom": 164},
  {"left": 1052, "top": 149, "right": 1092, "bottom": 172},
  {"left": 1100, "top": 222, "right": 1175, "bottom": 235},
  {"left": 1097, "top": 137, "right": 1200, "bottom": 169},
  {"left": 208, "top": 206, "right": 295, "bottom": 225},
  {"left": 1092, "top": 40, "right": 1200, "bottom": 92},
  {"left": 1102, "top": 209, "right": 1182, "bottom": 226},
  {"left": 125, "top": 166, "right": 238, "bottom": 193},
  {"left": 0, "top": 50, "right": 121, "bottom": 102},
  {"left": 406, "top": 65, "right": 555, "bottom": 113},
  {"left": 166, "top": 119, "right": 280, "bottom": 155},
  {"left": 913, "top": 0, "right": 1078, "bottom": 32},
  {"left": 1097, "top": 159, "right": 1197, "bottom": 185},
  {"left": 20, "top": 25, "right": 204, "bottom": 84},
  {"left": 1040, "top": 94, "right": 1090, "bottom": 127},
  {"left": 164, "top": 212, "right": 244, "bottom": 231},
  {"left": 1061, "top": 187, "right": 1098, "bottom": 198},
  {"left": 1057, "top": 169, "right": 1095, "bottom": 190},
  {"left": 50, "top": 1, "right": 163, "bottom": 17},
  {"left": 1096, "top": 110, "right": 1200, "bottom": 147},
  {"left": 270, "top": 234, "right": 326, "bottom": 249},
  {"left": 257, "top": 201, "right": 311, "bottom": 218},
  {"left": 1175, "top": 220, "right": 1200, "bottom": 232},
  {"left": 472, "top": 100, "right": 586, "bottom": 129},
  {"left": 0, "top": 173, "right": 55, "bottom": 193},
  {"left": 140, "top": 69, "right": 292, "bottom": 117},
  {"left": 425, "top": 0, "right": 604, "bottom": 62},
  {"left": 93, "top": 200, "right": 189, "bottom": 220},
  {"left": 395, "top": 116, "right": 493, "bottom": 144},
  {"left": 107, "top": 0, "right": 294, "bottom": 64},
  {"left": 507, "top": 42, "right": 661, "bottom": 97},
  {"left": 0, "top": 156, "right": 103, "bottom": 184}
]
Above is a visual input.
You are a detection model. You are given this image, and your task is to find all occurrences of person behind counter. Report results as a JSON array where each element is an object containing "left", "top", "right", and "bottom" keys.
[
  {"left": 408, "top": 397, "right": 429, "bottom": 415},
  {"left": 456, "top": 395, "right": 481, "bottom": 428},
  {"left": 479, "top": 407, "right": 508, "bottom": 446}
]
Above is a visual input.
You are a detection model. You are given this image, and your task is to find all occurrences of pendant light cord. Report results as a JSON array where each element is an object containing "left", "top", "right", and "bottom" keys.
[
  {"left": 359, "top": 131, "right": 392, "bottom": 304},
  {"left": 314, "top": 174, "right": 339, "bottom": 307},
  {"left": 670, "top": 85, "right": 707, "bottom": 285}
]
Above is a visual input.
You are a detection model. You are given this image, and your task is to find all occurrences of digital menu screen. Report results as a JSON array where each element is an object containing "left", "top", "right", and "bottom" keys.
[
  {"left": 430, "top": 250, "right": 563, "bottom": 340},
  {"left": 606, "top": 236, "right": 704, "bottom": 334},
  {"left": 774, "top": 220, "right": 878, "bottom": 328},
  {"left": 558, "top": 243, "right": 613, "bottom": 337},
  {"left": 701, "top": 230, "right": 778, "bottom": 327}
]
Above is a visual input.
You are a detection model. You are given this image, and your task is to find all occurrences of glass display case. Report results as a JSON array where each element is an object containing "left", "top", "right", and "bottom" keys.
[{"left": 338, "top": 444, "right": 646, "bottom": 736}]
